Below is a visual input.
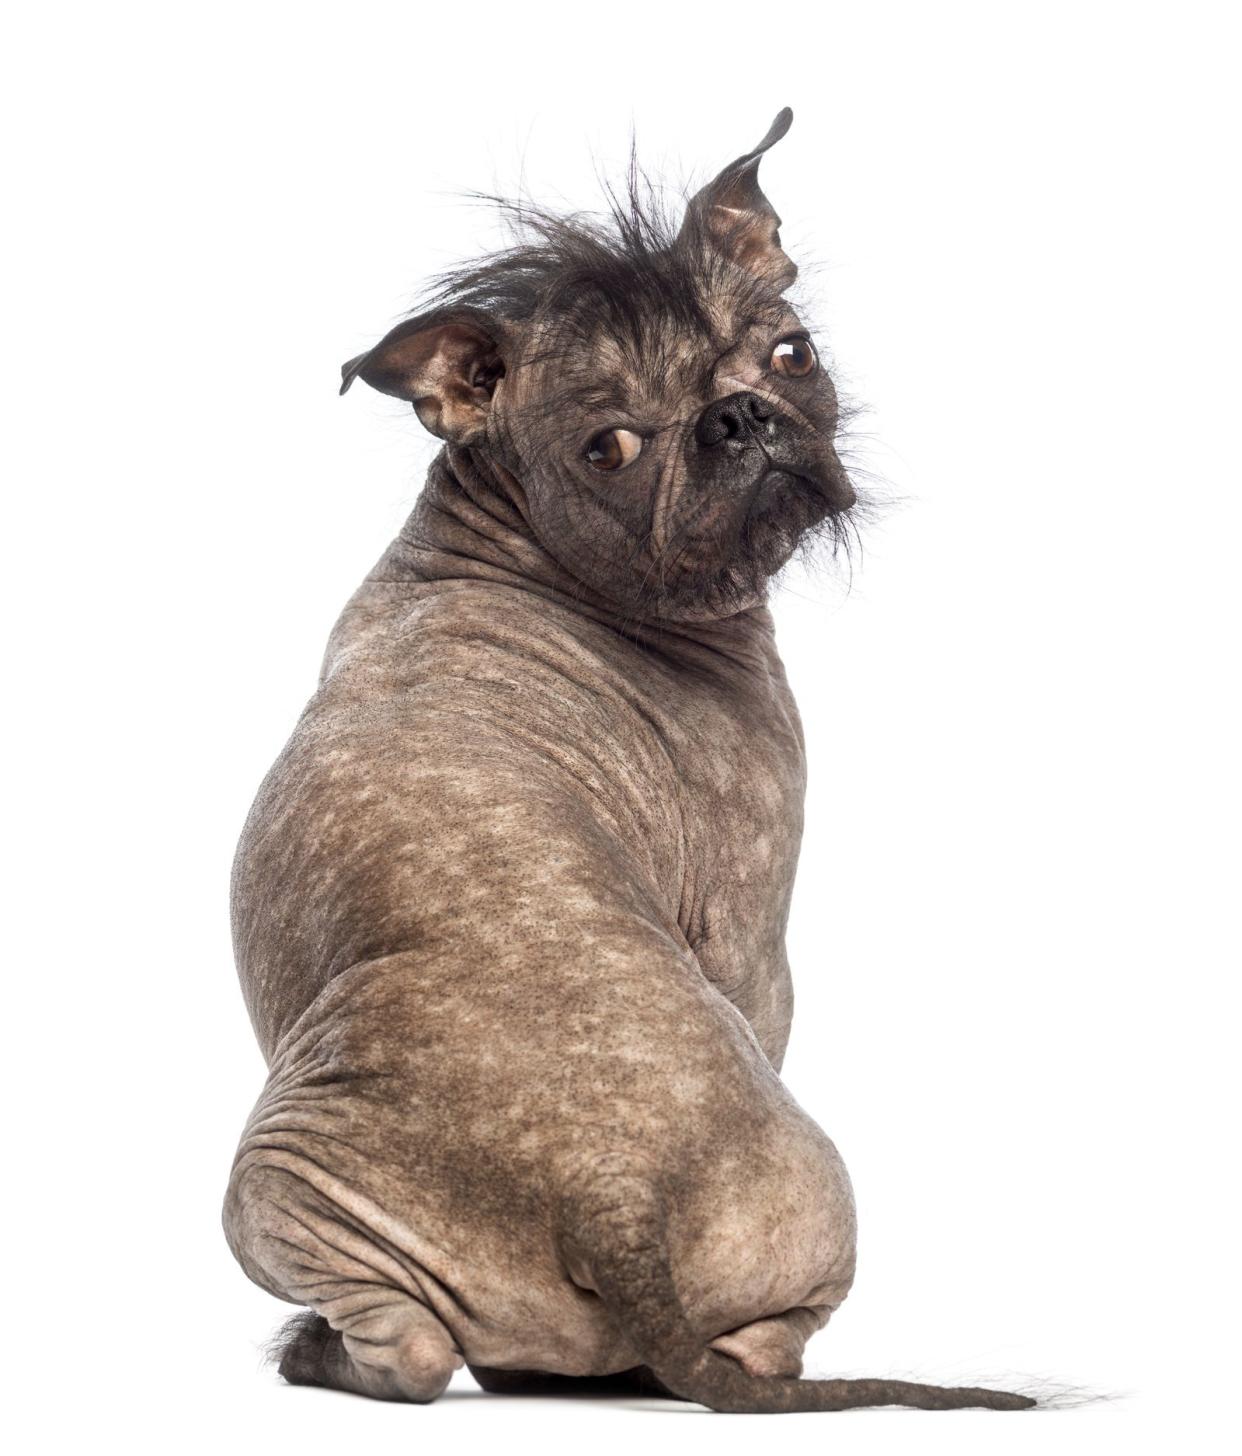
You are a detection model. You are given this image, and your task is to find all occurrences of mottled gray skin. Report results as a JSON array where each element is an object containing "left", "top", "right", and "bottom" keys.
[
  {"left": 223, "top": 112, "right": 1032, "bottom": 1414},
  {"left": 229, "top": 445, "right": 851, "bottom": 1389}
]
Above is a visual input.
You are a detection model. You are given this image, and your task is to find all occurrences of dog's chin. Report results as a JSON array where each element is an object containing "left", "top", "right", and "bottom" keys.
[
  {"left": 638, "top": 470, "right": 852, "bottom": 623},
  {"left": 753, "top": 465, "right": 829, "bottom": 515},
  {"left": 758, "top": 462, "right": 857, "bottom": 515},
  {"left": 744, "top": 468, "right": 836, "bottom": 568}
]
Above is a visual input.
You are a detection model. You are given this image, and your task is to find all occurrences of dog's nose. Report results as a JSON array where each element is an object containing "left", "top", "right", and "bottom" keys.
[{"left": 694, "top": 391, "right": 775, "bottom": 448}]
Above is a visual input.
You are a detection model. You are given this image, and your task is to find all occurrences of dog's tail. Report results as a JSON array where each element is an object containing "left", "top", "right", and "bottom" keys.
[{"left": 561, "top": 1158, "right": 1035, "bottom": 1414}]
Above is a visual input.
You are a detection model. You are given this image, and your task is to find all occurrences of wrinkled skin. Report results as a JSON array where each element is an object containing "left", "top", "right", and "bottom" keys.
[{"left": 224, "top": 112, "right": 1032, "bottom": 1414}]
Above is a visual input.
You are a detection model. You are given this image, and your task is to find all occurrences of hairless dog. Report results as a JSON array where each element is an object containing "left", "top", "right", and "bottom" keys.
[{"left": 224, "top": 109, "right": 1033, "bottom": 1414}]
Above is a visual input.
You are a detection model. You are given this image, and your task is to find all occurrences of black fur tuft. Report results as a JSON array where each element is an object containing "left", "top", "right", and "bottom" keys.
[
  {"left": 418, "top": 158, "right": 790, "bottom": 367},
  {"left": 265, "top": 1310, "right": 341, "bottom": 1388}
]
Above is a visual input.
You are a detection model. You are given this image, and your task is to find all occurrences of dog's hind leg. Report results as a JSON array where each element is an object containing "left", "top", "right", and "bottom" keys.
[
  {"left": 224, "top": 1160, "right": 463, "bottom": 1402},
  {"left": 271, "top": 1305, "right": 461, "bottom": 1401},
  {"left": 708, "top": 1306, "right": 828, "bottom": 1378}
]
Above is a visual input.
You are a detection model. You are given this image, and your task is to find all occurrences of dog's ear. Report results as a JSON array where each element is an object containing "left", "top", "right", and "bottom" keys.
[
  {"left": 339, "top": 308, "right": 505, "bottom": 444},
  {"left": 679, "top": 107, "right": 796, "bottom": 289}
]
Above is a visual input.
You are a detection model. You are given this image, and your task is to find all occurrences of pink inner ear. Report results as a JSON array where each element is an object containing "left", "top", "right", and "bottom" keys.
[
  {"left": 704, "top": 200, "right": 795, "bottom": 289},
  {"left": 355, "top": 318, "right": 501, "bottom": 443},
  {"left": 386, "top": 323, "right": 493, "bottom": 398}
]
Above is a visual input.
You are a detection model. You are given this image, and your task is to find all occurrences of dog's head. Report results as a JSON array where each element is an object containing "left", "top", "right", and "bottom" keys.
[{"left": 342, "top": 109, "right": 856, "bottom": 622}]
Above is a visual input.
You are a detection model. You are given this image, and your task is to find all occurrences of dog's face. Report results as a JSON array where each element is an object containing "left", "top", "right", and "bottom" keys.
[{"left": 342, "top": 110, "right": 855, "bottom": 622}]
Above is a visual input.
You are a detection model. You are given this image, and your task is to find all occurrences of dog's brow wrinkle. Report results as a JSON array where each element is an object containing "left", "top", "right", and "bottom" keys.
[{"left": 571, "top": 386, "right": 631, "bottom": 413}]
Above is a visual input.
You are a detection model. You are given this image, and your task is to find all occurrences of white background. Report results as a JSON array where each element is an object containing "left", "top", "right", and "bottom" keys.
[{"left": 6, "top": 3, "right": 1238, "bottom": 1452}]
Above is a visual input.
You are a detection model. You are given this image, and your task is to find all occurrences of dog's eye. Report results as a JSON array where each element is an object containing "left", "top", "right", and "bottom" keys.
[
  {"left": 770, "top": 335, "right": 818, "bottom": 378},
  {"left": 585, "top": 428, "right": 644, "bottom": 471}
]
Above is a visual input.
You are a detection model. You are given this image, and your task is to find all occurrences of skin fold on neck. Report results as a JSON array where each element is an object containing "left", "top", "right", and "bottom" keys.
[{"left": 359, "top": 445, "right": 784, "bottom": 678}]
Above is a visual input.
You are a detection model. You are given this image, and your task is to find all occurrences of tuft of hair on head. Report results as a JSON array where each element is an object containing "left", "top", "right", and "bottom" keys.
[
  {"left": 339, "top": 109, "right": 807, "bottom": 423},
  {"left": 417, "top": 168, "right": 786, "bottom": 371}
]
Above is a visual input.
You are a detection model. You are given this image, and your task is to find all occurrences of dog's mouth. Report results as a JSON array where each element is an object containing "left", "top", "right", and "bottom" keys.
[
  {"left": 753, "top": 465, "right": 855, "bottom": 516},
  {"left": 635, "top": 458, "right": 857, "bottom": 618}
]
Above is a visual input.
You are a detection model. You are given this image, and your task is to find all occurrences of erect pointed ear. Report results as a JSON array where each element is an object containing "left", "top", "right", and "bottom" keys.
[
  {"left": 339, "top": 308, "right": 505, "bottom": 444},
  {"left": 679, "top": 107, "right": 797, "bottom": 289}
]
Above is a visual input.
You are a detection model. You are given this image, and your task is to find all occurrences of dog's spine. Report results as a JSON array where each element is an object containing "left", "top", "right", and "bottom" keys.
[{"left": 561, "top": 1156, "right": 1033, "bottom": 1414}]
